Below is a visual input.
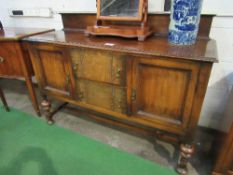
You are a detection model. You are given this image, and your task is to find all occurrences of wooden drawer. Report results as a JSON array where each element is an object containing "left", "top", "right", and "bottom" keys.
[
  {"left": 70, "top": 48, "right": 126, "bottom": 86},
  {"left": 75, "top": 79, "right": 127, "bottom": 114},
  {"left": 0, "top": 42, "right": 23, "bottom": 77}
]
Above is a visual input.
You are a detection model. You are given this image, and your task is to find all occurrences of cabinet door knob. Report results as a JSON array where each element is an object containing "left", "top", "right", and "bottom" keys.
[{"left": 0, "top": 56, "right": 5, "bottom": 63}]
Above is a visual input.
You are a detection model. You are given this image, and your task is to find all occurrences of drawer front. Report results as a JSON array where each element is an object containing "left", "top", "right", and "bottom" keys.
[
  {"left": 0, "top": 42, "right": 23, "bottom": 77},
  {"left": 70, "top": 48, "right": 126, "bottom": 86},
  {"left": 75, "top": 79, "right": 127, "bottom": 114}
]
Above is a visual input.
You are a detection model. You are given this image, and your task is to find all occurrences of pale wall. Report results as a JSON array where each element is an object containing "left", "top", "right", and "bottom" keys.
[{"left": 0, "top": 0, "right": 233, "bottom": 131}]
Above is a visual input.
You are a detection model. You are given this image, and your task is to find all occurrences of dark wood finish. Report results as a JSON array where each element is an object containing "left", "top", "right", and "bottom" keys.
[
  {"left": 24, "top": 30, "right": 217, "bottom": 63},
  {"left": 212, "top": 124, "right": 233, "bottom": 175},
  {"left": 25, "top": 13, "right": 218, "bottom": 174},
  {"left": 61, "top": 13, "right": 214, "bottom": 38},
  {"left": 0, "top": 42, "right": 24, "bottom": 76},
  {"left": 0, "top": 86, "right": 10, "bottom": 111},
  {"left": 61, "top": 14, "right": 96, "bottom": 30},
  {"left": 131, "top": 57, "right": 201, "bottom": 136},
  {"left": 85, "top": 25, "right": 152, "bottom": 41},
  {"left": 0, "top": 27, "right": 54, "bottom": 41},
  {"left": 75, "top": 79, "right": 127, "bottom": 114},
  {"left": 65, "top": 105, "right": 180, "bottom": 143},
  {"left": 29, "top": 44, "right": 74, "bottom": 98},
  {"left": 70, "top": 48, "right": 127, "bottom": 86},
  {"left": 0, "top": 28, "right": 54, "bottom": 115}
]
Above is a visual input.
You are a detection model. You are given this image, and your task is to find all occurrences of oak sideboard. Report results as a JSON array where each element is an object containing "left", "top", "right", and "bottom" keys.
[{"left": 24, "top": 13, "right": 218, "bottom": 174}]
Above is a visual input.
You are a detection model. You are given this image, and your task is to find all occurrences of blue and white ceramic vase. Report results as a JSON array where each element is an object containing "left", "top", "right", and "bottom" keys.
[{"left": 168, "top": 0, "right": 203, "bottom": 45}]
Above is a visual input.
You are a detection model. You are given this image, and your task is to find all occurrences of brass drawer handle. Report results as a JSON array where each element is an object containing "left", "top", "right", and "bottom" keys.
[
  {"left": 79, "top": 92, "right": 84, "bottom": 99},
  {"left": 66, "top": 74, "right": 71, "bottom": 85},
  {"left": 72, "top": 63, "right": 78, "bottom": 70},
  {"left": 131, "top": 89, "right": 136, "bottom": 101},
  {"left": 72, "top": 63, "right": 78, "bottom": 79},
  {"left": 117, "top": 99, "right": 122, "bottom": 109},
  {"left": 116, "top": 68, "right": 122, "bottom": 78},
  {"left": 0, "top": 56, "right": 5, "bottom": 63}
]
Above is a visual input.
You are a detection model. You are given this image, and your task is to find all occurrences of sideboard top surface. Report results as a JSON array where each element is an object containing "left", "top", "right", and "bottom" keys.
[
  {"left": 24, "top": 30, "right": 218, "bottom": 63},
  {"left": 0, "top": 27, "right": 54, "bottom": 41}
]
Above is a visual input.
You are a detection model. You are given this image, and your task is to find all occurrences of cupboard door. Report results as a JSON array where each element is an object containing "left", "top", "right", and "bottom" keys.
[
  {"left": 29, "top": 44, "right": 74, "bottom": 97},
  {"left": 70, "top": 48, "right": 126, "bottom": 86},
  {"left": 131, "top": 58, "right": 200, "bottom": 132},
  {"left": 75, "top": 79, "right": 127, "bottom": 114},
  {"left": 0, "top": 42, "right": 23, "bottom": 77}
]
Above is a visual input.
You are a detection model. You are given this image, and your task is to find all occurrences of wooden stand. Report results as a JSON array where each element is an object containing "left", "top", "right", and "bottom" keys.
[
  {"left": 85, "top": 0, "right": 152, "bottom": 41},
  {"left": 85, "top": 25, "right": 152, "bottom": 41}
]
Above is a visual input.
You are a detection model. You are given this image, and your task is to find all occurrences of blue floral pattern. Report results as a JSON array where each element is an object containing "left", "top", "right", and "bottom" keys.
[{"left": 168, "top": 0, "right": 203, "bottom": 45}]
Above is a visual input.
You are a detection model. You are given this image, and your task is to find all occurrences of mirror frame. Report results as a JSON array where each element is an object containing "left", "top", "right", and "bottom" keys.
[
  {"left": 97, "top": 0, "right": 145, "bottom": 21},
  {"left": 0, "top": 20, "right": 3, "bottom": 30}
]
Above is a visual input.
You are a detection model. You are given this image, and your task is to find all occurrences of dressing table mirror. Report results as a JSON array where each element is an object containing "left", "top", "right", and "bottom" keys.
[
  {"left": 85, "top": 0, "right": 152, "bottom": 41},
  {"left": 97, "top": 0, "right": 144, "bottom": 21}
]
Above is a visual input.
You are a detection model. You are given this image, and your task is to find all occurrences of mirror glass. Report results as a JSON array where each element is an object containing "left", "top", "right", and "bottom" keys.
[
  {"left": 164, "top": 0, "right": 171, "bottom": 12},
  {"left": 100, "top": 0, "right": 140, "bottom": 17}
]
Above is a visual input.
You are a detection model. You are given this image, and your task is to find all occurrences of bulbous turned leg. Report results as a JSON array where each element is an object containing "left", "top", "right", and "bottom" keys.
[
  {"left": 41, "top": 99, "right": 54, "bottom": 125},
  {"left": 176, "top": 144, "right": 195, "bottom": 175}
]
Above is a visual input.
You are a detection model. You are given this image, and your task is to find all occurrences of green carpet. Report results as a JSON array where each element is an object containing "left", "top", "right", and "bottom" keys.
[{"left": 0, "top": 106, "right": 178, "bottom": 175}]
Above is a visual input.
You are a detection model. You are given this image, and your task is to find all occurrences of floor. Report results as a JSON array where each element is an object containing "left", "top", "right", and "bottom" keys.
[{"left": 0, "top": 79, "right": 216, "bottom": 175}]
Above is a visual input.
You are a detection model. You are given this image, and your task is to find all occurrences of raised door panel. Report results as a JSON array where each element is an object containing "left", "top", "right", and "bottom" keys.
[
  {"left": 132, "top": 58, "right": 200, "bottom": 132},
  {"left": 75, "top": 79, "right": 127, "bottom": 114},
  {"left": 0, "top": 42, "right": 23, "bottom": 77},
  {"left": 30, "top": 44, "right": 73, "bottom": 97},
  {"left": 70, "top": 48, "right": 126, "bottom": 86}
]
